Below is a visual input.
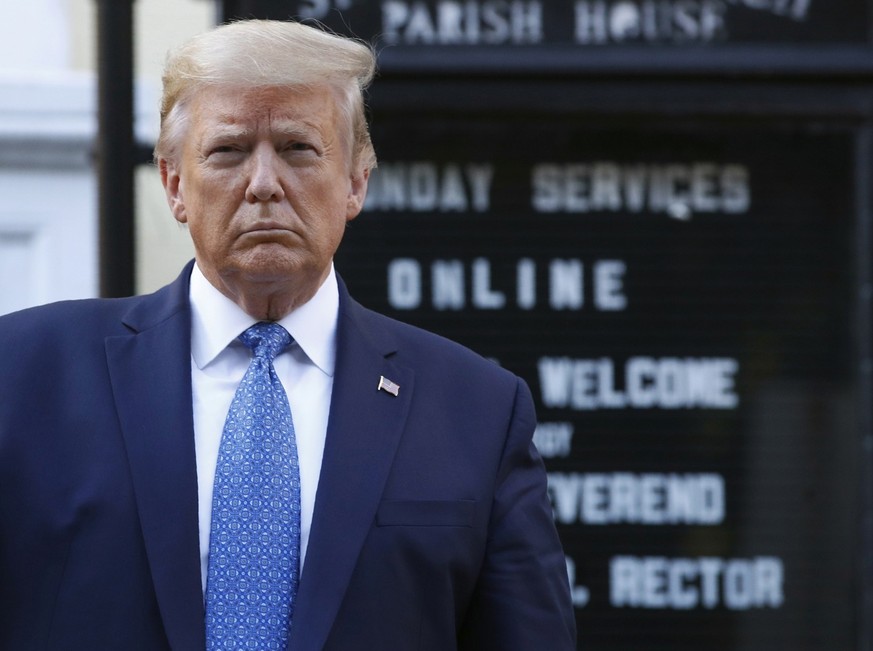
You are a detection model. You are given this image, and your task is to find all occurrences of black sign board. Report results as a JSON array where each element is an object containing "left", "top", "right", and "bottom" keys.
[
  {"left": 335, "top": 116, "right": 861, "bottom": 650},
  {"left": 220, "top": 0, "right": 870, "bottom": 47}
]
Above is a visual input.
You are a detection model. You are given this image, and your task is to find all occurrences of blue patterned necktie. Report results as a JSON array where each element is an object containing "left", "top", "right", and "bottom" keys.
[{"left": 205, "top": 322, "right": 301, "bottom": 651}]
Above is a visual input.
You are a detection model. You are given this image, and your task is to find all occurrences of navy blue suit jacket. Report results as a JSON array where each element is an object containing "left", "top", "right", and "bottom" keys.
[{"left": 0, "top": 262, "right": 575, "bottom": 650}]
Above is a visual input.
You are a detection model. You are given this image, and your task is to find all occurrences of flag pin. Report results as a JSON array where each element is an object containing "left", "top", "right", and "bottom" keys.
[{"left": 378, "top": 375, "right": 400, "bottom": 397}]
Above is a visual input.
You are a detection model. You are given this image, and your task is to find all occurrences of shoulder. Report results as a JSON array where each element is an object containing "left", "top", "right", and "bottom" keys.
[
  {"left": 343, "top": 296, "right": 527, "bottom": 407},
  {"left": 346, "top": 296, "right": 502, "bottom": 365},
  {"left": 0, "top": 297, "right": 135, "bottom": 340},
  {"left": 0, "top": 298, "right": 139, "bottom": 370},
  {"left": 0, "top": 262, "right": 193, "bottom": 355}
]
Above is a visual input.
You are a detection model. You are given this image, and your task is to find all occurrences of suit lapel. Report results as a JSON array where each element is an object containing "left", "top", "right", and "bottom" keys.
[
  {"left": 290, "top": 282, "right": 414, "bottom": 651},
  {"left": 105, "top": 263, "right": 206, "bottom": 651},
  {"left": 103, "top": 268, "right": 411, "bottom": 650}
]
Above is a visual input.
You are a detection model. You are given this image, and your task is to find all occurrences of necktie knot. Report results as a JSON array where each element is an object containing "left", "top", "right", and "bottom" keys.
[{"left": 239, "top": 322, "right": 291, "bottom": 363}]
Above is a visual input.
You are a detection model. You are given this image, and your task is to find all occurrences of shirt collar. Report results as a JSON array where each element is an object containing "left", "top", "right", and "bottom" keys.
[{"left": 189, "top": 262, "right": 338, "bottom": 377}]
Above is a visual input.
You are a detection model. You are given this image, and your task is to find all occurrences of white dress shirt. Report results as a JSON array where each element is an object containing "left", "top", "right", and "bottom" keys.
[{"left": 188, "top": 262, "right": 336, "bottom": 593}]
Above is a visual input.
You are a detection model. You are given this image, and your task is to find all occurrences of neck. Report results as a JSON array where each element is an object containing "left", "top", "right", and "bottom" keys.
[
  {"left": 202, "top": 265, "right": 328, "bottom": 321},
  {"left": 233, "top": 292, "right": 308, "bottom": 322}
]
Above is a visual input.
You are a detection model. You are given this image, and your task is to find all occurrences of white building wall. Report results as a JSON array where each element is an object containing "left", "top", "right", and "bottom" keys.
[
  {"left": 0, "top": 73, "right": 97, "bottom": 315},
  {"left": 0, "top": 0, "right": 95, "bottom": 315}
]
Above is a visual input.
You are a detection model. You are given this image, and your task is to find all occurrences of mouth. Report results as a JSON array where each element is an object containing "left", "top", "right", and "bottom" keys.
[
  {"left": 246, "top": 221, "right": 289, "bottom": 233},
  {"left": 238, "top": 221, "right": 299, "bottom": 241},
  {"left": 236, "top": 222, "right": 301, "bottom": 249}
]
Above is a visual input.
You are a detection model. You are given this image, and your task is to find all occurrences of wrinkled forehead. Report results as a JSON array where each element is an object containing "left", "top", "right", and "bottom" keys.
[
  {"left": 185, "top": 83, "right": 349, "bottom": 143},
  {"left": 191, "top": 83, "right": 339, "bottom": 120}
]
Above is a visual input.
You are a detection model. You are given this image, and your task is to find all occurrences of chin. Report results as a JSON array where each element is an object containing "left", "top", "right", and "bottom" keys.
[{"left": 235, "top": 251, "right": 319, "bottom": 285}]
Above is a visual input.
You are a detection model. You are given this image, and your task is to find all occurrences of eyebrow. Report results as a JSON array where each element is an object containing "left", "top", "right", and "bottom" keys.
[
  {"left": 271, "top": 119, "right": 322, "bottom": 139},
  {"left": 204, "top": 125, "right": 253, "bottom": 141},
  {"left": 203, "top": 120, "right": 321, "bottom": 142}
]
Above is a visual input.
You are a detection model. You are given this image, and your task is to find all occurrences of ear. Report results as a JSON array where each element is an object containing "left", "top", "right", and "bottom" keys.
[
  {"left": 159, "top": 157, "right": 188, "bottom": 224},
  {"left": 345, "top": 166, "right": 370, "bottom": 222}
]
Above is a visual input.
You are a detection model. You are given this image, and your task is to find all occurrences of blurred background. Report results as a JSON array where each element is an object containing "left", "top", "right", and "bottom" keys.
[
  {"left": 3, "top": 2, "right": 873, "bottom": 650},
  {"left": 0, "top": 0, "right": 208, "bottom": 316}
]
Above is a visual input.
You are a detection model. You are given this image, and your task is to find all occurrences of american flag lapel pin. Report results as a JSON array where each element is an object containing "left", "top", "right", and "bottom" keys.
[{"left": 377, "top": 375, "right": 400, "bottom": 397}]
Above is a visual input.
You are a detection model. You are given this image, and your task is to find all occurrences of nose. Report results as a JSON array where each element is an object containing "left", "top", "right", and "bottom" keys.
[{"left": 245, "top": 144, "right": 285, "bottom": 203}]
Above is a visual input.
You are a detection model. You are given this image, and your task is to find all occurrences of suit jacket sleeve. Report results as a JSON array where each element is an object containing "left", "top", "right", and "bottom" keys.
[{"left": 458, "top": 377, "right": 576, "bottom": 650}]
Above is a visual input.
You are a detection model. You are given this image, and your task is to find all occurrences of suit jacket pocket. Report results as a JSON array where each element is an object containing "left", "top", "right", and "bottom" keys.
[{"left": 376, "top": 499, "right": 475, "bottom": 527}]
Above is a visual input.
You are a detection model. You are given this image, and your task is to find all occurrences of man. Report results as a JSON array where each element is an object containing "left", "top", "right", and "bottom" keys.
[{"left": 0, "top": 19, "right": 575, "bottom": 651}]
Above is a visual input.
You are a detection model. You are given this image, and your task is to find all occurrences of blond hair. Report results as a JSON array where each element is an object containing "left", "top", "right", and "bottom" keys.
[{"left": 154, "top": 19, "right": 377, "bottom": 170}]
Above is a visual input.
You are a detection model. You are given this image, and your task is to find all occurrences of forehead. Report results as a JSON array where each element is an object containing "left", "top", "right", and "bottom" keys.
[{"left": 187, "top": 84, "right": 342, "bottom": 135}]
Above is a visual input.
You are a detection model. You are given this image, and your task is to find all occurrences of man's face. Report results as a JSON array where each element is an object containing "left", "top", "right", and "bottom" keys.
[{"left": 161, "top": 84, "right": 368, "bottom": 313}]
